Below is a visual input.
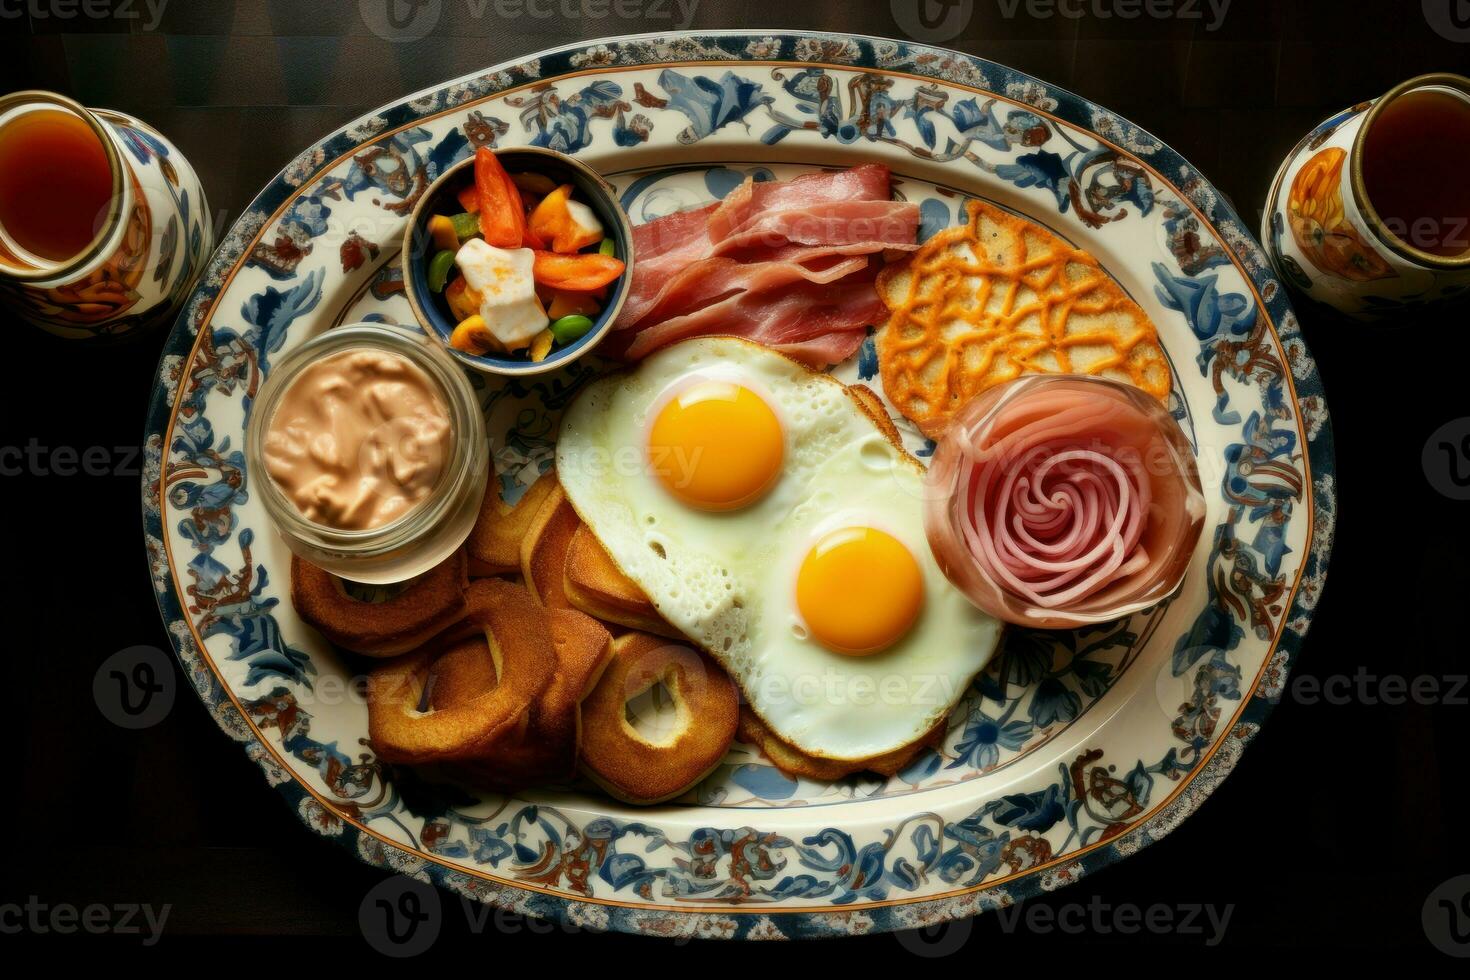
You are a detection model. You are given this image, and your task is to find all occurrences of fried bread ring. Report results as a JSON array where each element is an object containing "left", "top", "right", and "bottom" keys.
[
  {"left": 520, "top": 479, "right": 580, "bottom": 609},
  {"left": 367, "top": 579, "right": 555, "bottom": 765},
  {"left": 427, "top": 634, "right": 497, "bottom": 710},
  {"left": 466, "top": 470, "right": 557, "bottom": 576},
  {"left": 292, "top": 550, "right": 467, "bottom": 656},
  {"left": 454, "top": 607, "right": 614, "bottom": 789},
  {"left": 579, "top": 632, "right": 739, "bottom": 804},
  {"left": 564, "top": 524, "right": 680, "bottom": 637},
  {"left": 737, "top": 707, "right": 944, "bottom": 780}
]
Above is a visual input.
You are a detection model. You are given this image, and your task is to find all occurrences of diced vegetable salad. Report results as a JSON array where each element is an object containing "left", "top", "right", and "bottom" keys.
[{"left": 428, "top": 148, "right": 625, "bottom": 362}]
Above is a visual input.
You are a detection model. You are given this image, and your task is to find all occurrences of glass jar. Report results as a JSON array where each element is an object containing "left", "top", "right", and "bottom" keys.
[
  {"left": 924, "top": 375, "right": 1206, "bottom": 629},
  {"left": 246, "top": 322, "right": 487, "bottom": 584}
]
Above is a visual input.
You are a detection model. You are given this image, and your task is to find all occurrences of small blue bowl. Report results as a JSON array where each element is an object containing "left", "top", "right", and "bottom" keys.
[{"left": 401, "top": 146, "right": 633, "bottom": 377}]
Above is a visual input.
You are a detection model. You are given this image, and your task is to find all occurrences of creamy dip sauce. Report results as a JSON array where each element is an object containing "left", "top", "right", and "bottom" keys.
[{"left": 263, "top": 348, "right": 451, "bottom": 530}]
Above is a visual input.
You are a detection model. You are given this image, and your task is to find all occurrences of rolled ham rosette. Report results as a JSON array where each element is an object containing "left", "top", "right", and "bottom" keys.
[{"left": 924, "top": 375, "right": 1205, "bottom": 628}]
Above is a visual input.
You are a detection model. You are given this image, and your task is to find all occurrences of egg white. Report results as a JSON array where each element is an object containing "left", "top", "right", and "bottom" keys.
[{"left": 556, "top": 337, "right": 1002, "bottom": 760}]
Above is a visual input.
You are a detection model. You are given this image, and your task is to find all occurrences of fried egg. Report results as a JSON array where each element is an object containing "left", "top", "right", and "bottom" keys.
[{"left": 556, "top": 337, "right": 1002, "bottom": 760}]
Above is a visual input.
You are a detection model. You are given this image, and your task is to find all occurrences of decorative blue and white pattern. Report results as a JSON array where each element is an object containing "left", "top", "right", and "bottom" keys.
[{"left": 142, "top": 32, "right": 1334, "bottom": 939}]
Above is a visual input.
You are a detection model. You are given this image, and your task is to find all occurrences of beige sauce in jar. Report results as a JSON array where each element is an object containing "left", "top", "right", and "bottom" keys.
[{"left": 262, "top": 348, "right": 452, "bottom": 530}]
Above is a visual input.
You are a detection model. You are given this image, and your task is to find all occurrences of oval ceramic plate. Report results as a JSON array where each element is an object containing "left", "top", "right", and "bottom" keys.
[{"left": 143, "top": 31, "right": 1335, "bottom": 939}]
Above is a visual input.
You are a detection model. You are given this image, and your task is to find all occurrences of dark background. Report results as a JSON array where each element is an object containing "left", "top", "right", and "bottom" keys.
[{"left": 5, "top": 0, "right": 1468, "bottom": 959}]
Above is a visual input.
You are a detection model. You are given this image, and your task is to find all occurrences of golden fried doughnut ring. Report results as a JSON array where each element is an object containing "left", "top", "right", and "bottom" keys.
[
  {"left": 466, "top": 470, "right": 557, "bottom": 577},
  {"left": 427, "top": 634, "right": 497, "bottom": 711},
  {"left": 563, "top": 524, "right": 681, "bottom": 638},
  {"left": 737, "top": 707, "right": 944, "bottom": 781},
  {"left": 291, "top": 550, "right": 467, "bottom": 657},
  {"left": 520, "top": 478, "right": 579, "bottom": 609},
  {"left": 578, "top": 632, "right": 738, "bottom": 804},
  {"left": 367, "top": 579, "right": 554, "bottom": 766},
  {"left": 454, "top": 607, "right": 613, "bottom": 789}
]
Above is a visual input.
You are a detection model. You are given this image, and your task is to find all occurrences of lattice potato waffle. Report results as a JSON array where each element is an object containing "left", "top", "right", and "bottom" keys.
[{"left": 875, "top": 199, "right": 1171, "bottom": 439}]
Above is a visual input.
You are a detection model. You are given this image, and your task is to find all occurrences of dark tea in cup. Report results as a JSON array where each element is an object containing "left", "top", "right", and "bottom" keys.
[
  {"left": 1359, "top": 87, "right": 1470, "bottom": 259},
  {"left": 0, "top": 107, "right": 115, "bottom": 263},
  {"left": 0, "top": 90, "right": 213, "bottom": 341}
]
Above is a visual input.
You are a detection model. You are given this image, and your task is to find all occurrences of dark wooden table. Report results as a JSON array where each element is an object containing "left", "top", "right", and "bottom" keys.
[{"left": 6, "top": 0, "right": 1468, "bottom": 958}]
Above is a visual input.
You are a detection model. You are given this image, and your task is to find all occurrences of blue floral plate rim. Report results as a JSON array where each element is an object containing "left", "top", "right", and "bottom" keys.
[{"left": 142, "top": 29, "right": 1335, "bottom": 939}]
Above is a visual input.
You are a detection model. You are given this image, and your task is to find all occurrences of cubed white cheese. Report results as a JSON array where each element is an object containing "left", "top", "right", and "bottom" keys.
[
  {"left": 454, "top": 238, "right": 548, "bottom": 349},
  {"left": 564, "top": 199, "right": 604, "bottom": 241}
]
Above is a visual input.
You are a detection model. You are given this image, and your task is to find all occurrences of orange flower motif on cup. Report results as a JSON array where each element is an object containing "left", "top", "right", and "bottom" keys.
[{"left": 1287, "top": 147, "right": 1394, "bottom": 282}]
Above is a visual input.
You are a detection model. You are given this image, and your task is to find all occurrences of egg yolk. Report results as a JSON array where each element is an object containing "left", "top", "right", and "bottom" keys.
[
  {"left": 796, "top": 527, "right": 924, "bottom": 655},
  {"left": 648, "top": 381, "right": 783, "bottom": 511}
]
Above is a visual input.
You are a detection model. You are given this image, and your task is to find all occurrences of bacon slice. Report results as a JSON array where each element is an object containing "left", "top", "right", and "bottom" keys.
[
  {"left": 612, "top": 166, "right": 916, "bottom": 366},
  {"left": 706, "top": 164, "right": 897, "bottom": 241},
  {"left": 618, "top": 266, "right": 884, "bottom": 365},
  {"left": 631, "top": 248, "right": 870, "bottom": 329},
  {"left": 711, "top": 201, "right": 921, "bottom": 256}
]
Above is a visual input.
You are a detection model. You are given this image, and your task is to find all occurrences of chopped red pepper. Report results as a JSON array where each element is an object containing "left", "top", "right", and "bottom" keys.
[
  {"left": 474, "top": 147, "right": 526, "bottom": 249},
  {"left": 456, "top": 184, "right": 479, "bottom": 213},
  {"left": 530, "top": 250, "right": 625, "bottom": 292}
]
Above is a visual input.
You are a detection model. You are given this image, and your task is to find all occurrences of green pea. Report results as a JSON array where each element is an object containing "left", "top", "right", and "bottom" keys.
[
  {"left": 549, "top": 314, "right": 595, "bottom": 344},
  {"left": 598, "top": 237, "right": 616, "bottom": 256},
  {"left": 449, "top": 211, "right": 481, "bottom": 241},
  {"left": 427, "top": 250, "right": 456, "bottom": 292}
]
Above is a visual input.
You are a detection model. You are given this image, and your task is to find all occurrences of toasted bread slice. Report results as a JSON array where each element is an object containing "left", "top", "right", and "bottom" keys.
[
  {"left": 737, "top": 706, "right": 944, "bottom": 780},
  {"left": 520, "top": 479, "right": 580, "bottom": 609},
  {"left": 466, "top": 470, "right": 557, "bottom": 577},
  {"left": 845, "top": 382, "right": 903, "bottom": 445},
  {"left": 564, "top": 524, "right": 682, "bottom": 638},
  {"left": 876, "top": 199, "right": 1171, "bottom": 439}
]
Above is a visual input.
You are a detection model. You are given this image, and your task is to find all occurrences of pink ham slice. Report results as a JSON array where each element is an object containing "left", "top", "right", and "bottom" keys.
[
  {"left": 614, "top": 264, "right": 884, "bottom": 365},
  {"left": 614, "top": 165, "right": 919, "bottom": 353},
  {"left": 633, "top": 247, "right": 870, "bottom": 328},
  {"left": 956, "top": 387, "right": 1166, "bottom": 609},
  {"left": 706, "top": 163, "right": 897, "bottom": 241},
  {"left": 711, "top": 201, "right": 921, "bottom": 256}
]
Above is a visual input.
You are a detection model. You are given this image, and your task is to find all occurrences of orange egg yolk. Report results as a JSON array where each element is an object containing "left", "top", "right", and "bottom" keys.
[
  {"left": 648, "top": 381, "right": 783, "bottom": 511},
  {"left": 796, "top": 527, "right": 924, "bottom": 655}
]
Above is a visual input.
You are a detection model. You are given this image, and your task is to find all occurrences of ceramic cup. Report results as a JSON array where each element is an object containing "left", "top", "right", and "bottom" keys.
[
  {"left": 1262, "top": 73, "right": 1470, "bottom": 320},
  {"left": 0, "top": 90, "right": 213, "bottom": 341}
]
